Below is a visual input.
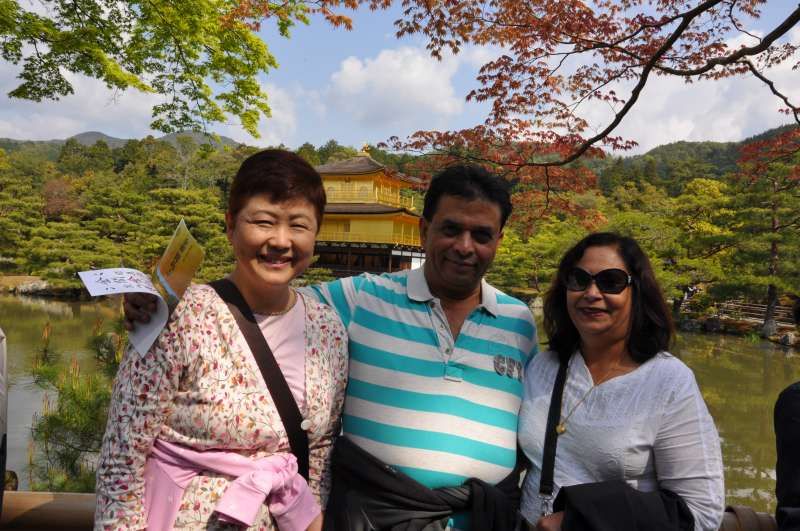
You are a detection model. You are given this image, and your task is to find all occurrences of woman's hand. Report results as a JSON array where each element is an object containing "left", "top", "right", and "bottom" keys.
[
  {"left": 122, "top": 292, "right": 159, "bottom": 330},
  {"left": 306, "top": 512, "right": 323, "bottom": 531},
  {"left": 535, "top": 511, "right": 564, "bottom": 531}
]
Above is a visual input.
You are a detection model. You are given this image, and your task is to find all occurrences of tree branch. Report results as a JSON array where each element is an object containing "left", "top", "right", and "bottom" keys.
[
  {"left": 529, "top": 0, "right": 728, "bottom": 167},
  {"left": 743, "top": 59, "right": 800, "bottom": 125},
  {"left": 654, "top": 5, "right": 800, "bottom": 76}
]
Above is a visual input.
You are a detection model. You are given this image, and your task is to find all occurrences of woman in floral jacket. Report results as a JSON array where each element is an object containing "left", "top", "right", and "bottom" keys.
[{"left": 95, "top": 150, "right": 348, "bottom": 530}]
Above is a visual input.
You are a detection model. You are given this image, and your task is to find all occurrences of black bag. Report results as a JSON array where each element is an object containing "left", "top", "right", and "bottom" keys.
[{"left": 326, "top": 436, "right": 521, "bottom": 531}]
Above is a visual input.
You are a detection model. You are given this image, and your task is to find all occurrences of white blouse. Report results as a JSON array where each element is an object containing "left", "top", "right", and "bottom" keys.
[{"left": 519, "top": 350, "right": 724, "bottom": 531}]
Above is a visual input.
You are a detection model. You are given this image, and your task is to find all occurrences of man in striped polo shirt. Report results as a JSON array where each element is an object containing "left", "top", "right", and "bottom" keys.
[
  {"left": 123, "top": 164, "right": 537, "bottom": 528},
  {"left": 313, "top": 165, "right": 537, "bottom": 529}
]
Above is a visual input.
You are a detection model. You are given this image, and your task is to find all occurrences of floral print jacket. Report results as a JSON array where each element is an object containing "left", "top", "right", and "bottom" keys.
[{"left": 95, "top": 284, "right": 348, "bottom": 530}]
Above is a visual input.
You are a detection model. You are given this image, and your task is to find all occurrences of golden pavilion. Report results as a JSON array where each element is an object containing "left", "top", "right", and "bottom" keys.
[{"left": 314, "top": 151, "right": 425, "bottom": 276}]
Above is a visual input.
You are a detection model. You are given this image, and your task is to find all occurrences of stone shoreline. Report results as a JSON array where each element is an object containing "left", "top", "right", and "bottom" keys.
[
  {"left": 679, "top": 315, "right": 799, "bottom": 350},
  {"left": 0, "top": 276, "right": 87, "bottom": 299}
]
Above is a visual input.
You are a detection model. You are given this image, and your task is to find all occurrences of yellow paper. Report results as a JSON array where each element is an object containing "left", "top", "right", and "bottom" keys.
[{"left": 154, "top": 219, "right": 204, "bottom": 309}]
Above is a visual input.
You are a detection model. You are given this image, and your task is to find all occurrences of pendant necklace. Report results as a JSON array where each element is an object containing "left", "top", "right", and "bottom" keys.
[{"left": 556, "top": 356, "right": 621, "bottom": 435}]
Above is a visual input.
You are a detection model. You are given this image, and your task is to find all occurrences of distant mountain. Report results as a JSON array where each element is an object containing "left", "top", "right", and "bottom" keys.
[
  {"left": 593, "top": 123, "right": 799, "bottom": 192},
  {"left": 740, "top": 123, "right": 798, "bottom": 144},
  {"left": 625, "top": 140, "right": 740, "bottom": 177},
  {"left": 158, "top": 131, "right": 241, "bottom": 149},
  {"left": 69, "top": 131, "right": 129, "bottom": 149},
  {"left": 627, "top": 123, "right": 797, "bottom": 172},
  {"left": 0, "top": 130, "right": 243, "bottom": 153}
]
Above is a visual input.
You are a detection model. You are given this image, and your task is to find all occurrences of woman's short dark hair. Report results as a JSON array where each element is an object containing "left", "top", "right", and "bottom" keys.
[
  {"left": 543, "top": 232, "right": 674, "bottom": 363},
  {"left": 228, "top": 149, "right": 326, "bottom": 228},
  {"left": 422, "top": 165, "right": 512, "bottom": 228}
]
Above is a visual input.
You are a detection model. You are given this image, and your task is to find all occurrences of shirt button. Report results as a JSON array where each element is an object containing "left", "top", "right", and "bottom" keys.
[{"left": 300, "top": 419, "right": 312, "bottom": 431}]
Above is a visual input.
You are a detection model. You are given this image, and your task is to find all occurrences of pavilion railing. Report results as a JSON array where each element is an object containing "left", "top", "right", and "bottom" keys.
[
  {"left": 317, "top": 231, "right": 421, "bottom": 247},
  {"left": 326, "top": 189, "right": 416, "bottom": 210}
]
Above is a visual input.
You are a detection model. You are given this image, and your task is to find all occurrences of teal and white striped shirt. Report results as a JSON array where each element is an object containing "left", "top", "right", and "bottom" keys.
[{"left": 305, "top": 267, "right": 538, "bottom": 509}]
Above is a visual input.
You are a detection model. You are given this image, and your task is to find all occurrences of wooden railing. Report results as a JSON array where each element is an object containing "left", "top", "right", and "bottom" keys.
[
  {"left": 1, "top": 491, "right": 95, "bottom": 530},
  {"left": 717, "top": 300, "right": 795, "bottom": 326},
  {"left": 0, "top": 492, "right": 777, "bottom": 530},
  {"left": 317, "top": 230, "right": 421, "bottom": 247},
  {"left": 326, "top": 189, "right": 416, "bottom": 210}
]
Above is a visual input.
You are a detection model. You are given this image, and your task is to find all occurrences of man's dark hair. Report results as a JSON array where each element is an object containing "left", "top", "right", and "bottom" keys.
[
  {"left": 228, "top": 149, "right": 326, "bottom": 228},
  {"left": 543, "top": 232, "right": 674, "bottom": 363},
  {"left": 422, "top": 165, "right": 513, "bottom": 227}
]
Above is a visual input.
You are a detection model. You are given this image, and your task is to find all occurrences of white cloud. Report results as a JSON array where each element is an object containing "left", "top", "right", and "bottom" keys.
[
  {"left": 460, "top": 44, "right": 505, "bottom": 69},
  {"left": 578, "top": 31, "right": 800, "bottom": 154},
  {"left": 0, "top": 62, "right": 161, "bottom": 140},
  {"left": 0, "top": 61, "right": 301, "bottom": 146},
  {"left": 327, "top": 46, "right": 464, "bottom": 130},
  {"left": 218, "top": 83, "right": 299, "bottom": 147}
]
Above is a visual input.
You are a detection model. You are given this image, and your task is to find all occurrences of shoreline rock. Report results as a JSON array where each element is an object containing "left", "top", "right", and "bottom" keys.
[
  {"left": 6, "top": 279, "right": 86, "bottom": 300},
  {"left": 680, "top": 315, "right": 799, "bottom": 351}
]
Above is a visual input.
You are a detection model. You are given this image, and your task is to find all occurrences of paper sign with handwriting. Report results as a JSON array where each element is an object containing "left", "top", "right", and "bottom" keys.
[
  {"left": 78, "top": 219, "right": 204, "bottom": 355},
  {"left": 78, "top": 268, "right": 169, "bottom": 356}
]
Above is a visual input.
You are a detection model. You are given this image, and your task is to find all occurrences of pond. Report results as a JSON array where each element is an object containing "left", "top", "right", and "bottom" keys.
[
  {"left": 0, "top": 293, "right": 796, "bottom": 512},
  {"left": 0, "top": 293, "right": 118, "bottom": 490}
]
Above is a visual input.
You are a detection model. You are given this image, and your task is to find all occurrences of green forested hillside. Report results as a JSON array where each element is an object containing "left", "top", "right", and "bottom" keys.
[
  {"left": 596, "top": 124, "right": 797, "bottom": 195},
  {"left": 1, "top": 128, "right": 798, "bottom": 327}
]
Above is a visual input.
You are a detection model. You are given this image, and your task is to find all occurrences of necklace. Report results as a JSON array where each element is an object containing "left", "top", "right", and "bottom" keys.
[
  {"left": 556, "top": 356, "right": 621, "bottom": 435},
  {"left": 261, "top": 289, "right": 297, "bottom": 317}
]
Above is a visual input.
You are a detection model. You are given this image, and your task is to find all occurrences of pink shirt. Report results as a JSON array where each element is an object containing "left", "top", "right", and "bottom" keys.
[
  {"left": 255, "top": 292, "right": 307, "bottom": 410},
  {"left": 144, "top": 439, "right": 319, "bottom": 531}
]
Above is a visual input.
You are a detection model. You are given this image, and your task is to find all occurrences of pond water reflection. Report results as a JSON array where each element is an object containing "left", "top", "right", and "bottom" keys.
[
  {"left": 0, "top": 294, "right": 796, "bottom": 511},
  {"left": 0, "top": 293, "right": 117, "bottom": 489},
  {"left": 674, "top": 332, "right": 797, "bottom": 513}
]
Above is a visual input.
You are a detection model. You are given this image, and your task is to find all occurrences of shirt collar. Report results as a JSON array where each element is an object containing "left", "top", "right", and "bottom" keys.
[
  {"left": 407, "top": 267, "right": 433, "bottom": 302},
  {"left": 406, "top": 266, "right": 499, "bottom": 317}
]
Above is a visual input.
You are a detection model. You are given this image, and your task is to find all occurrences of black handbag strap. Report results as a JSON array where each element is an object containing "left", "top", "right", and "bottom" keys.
[
  {"left": 209, "top": 278, "right": 309, "bottom": 480},
  {"left": 539, "top": 355, "right": 569, "bottom": 503}
]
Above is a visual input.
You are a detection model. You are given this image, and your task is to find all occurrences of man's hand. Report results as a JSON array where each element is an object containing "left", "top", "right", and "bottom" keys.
[
  {"left": 535, "top": 511, "right": 564, "bottom": 531},
  {"left": 122, "top": 292, "right": 159, "bottom": 331}
]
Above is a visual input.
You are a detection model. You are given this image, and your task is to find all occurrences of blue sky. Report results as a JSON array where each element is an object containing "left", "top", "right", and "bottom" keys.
[{"left": 0, "top": 2, "right": 798, "bottom": 154}]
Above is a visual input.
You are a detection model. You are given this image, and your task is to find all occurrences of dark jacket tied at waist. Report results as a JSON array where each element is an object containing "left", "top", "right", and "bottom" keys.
[{"left": 325, "top": 436, "right": 522, "bottom": 531}]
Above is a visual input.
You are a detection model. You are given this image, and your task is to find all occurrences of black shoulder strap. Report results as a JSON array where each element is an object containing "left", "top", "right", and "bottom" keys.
[
  {"left": 539, "top": 355, "right": 569, "bottom": 507},
  {"left": 209, "top": 278, "right": 309, "bottom": 480}
]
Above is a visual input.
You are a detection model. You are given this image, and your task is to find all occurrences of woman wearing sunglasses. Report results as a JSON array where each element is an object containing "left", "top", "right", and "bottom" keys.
[{"left": 518, "top": 232, "right": 724, "bottom": 531}]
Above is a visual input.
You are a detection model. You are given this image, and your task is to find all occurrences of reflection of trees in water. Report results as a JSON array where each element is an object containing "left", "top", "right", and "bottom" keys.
[
  {"left": 4, "top": 295, "right": 87, "bottom": 318},
  {"left": 678, "top": 332, "right": 800, "bottom": 512},
  {"left": 0, "top": 296, "right": 116, "bottom": 336},
  {"left": 0, "top": 295, "right": 116, "bottom": 377}
]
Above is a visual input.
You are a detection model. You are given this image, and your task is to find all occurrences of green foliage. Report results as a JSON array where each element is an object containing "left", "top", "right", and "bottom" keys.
[
  {"left": 486, "top": 229, "right": 536, "bottom": 291},
  {"left": 30, "top": 358, "right": 111, "bottom": 493},
  {"left": 0, "top": 0, "right": 325, "bottom": 136},
  {"left": 3, "top": 128, "right": 798, "bottom": 315},
  {"left": 716, "top": 153, "right": 800, "bottom": 325},
  {"left": 29, "top": 318, "right": 125, "bottom": 493},
  {"left": 294, "top": 266, "right": 336, "bottom": 286},
  {"left": 316, "top": 139, "right": 359, "bottom": 164},
  {"left": 296, "top": 142, "right": 321, "bottom": 166},
  {"left": 597, "top": 141, "right": 740, "bottom": 195}
]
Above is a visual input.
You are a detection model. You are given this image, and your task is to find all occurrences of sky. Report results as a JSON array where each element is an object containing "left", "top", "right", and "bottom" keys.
[{"left": 0, "top": 2, "right": 798, "bottom": 155}]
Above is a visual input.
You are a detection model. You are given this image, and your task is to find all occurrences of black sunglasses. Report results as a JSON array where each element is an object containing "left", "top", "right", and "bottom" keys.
[{"left": 565, "top": 267, "right": 632, "bottom": 294}]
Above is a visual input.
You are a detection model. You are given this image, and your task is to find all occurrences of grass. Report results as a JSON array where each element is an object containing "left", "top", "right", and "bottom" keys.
[{"left": 0, "top": 275, "right": 41, "bottom": 290}]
